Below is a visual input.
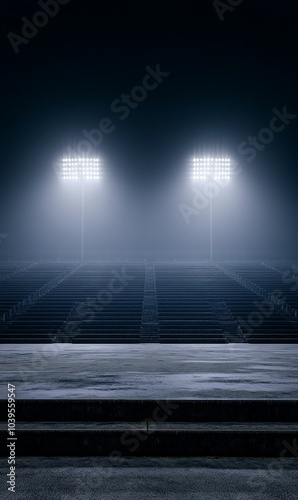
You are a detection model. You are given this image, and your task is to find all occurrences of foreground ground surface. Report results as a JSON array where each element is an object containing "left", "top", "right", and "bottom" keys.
[
  {"left": 1, "top": 457, "right": 297, "bottom": 499},
  {"left": 0, "top": 344, "right": 298, "bottom": 399},
  {"left": 1, "top": 345, "right": 297, "bottom": 498}
]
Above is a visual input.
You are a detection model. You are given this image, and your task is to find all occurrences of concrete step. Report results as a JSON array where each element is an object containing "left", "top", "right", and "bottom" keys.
[
  {"left": 1, "top": 399, "right": 297, "bottom": 422},
  {"left": 1, "top": 400, "right": 297, "bottom": 457},
  {"left": 1, "top": 428, "right": 297, "bottom": 457},
  {"left": 2, "top": 422, "right": 298, "bottom": 431}
]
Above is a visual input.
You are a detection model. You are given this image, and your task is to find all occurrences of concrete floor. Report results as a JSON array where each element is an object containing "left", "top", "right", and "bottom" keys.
[
  {"left": 1, "top": 345, "right": 297, "bottom": 499},
  {"left": 0, "top": 344, "right": 298, "bottom": 399},
  {"left": 1, "top": 457, "right": 297, "bottom": 499}
]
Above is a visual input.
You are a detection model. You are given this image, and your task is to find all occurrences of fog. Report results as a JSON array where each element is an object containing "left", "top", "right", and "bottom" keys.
[
  {"left": 1, "top": 139, "right": 297, "bottom": 260},
  {"left": 1, "top": 1, "right": 297, "bottom": 260}
]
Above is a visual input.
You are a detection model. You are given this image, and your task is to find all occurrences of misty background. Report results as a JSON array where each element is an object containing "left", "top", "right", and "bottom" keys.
[{"left": 1, "top": 0, "right": 297, "bottom": 259}]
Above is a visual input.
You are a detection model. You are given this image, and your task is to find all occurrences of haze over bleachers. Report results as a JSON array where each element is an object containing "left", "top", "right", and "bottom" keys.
[{"left": 0, "top": 260, "right": 297, "bottom": 344}]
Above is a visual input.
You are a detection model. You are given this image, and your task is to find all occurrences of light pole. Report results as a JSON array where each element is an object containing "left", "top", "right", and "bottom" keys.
[
  {"left": 81, "top": 178, "right": 85, "bottom": 261},
  {"left": 192, "top": 157, "right": 231, "bottom": 261},
  {"left": 57, "top": 156, "right": 101, "bottom": 261}
]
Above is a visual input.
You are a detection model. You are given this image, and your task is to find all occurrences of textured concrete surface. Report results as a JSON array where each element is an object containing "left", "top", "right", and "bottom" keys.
[
  {"left": 0, "top": 344, "right": 298, "bottom": 399},
  {"left": 1, "top": 422, "right": 298, "bottom": 431},
  {"left": 0, "top": 457, "right": 297, "bottom": 499}
]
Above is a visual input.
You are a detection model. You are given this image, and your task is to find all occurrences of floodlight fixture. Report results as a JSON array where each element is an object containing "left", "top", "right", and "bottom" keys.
[
  {"left": 59, "top": 157, "right": 101, "bottom": 181},
  {"left": 192, "top": 157, "right": 231, "bottom": 181}
]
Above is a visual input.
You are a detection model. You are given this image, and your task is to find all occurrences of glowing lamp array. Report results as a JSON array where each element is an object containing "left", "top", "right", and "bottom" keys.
[
  {"left": 192, "top": 157, "right": 231, "bottom": 181},
  {"left": 60, "top": 157, "right": 101, "bottom": 180}
]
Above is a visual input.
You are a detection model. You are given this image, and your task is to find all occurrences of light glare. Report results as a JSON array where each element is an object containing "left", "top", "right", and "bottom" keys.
[
  {"left": 59, "top": 157, "right": 101, "bottom": 180},
  {"left": 192, "top": 156, "right": 231, "bottom": 181}
]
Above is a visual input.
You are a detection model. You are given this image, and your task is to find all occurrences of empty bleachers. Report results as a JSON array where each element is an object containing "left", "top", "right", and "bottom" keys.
[
  {"left": 223, "top": 262, "right": 298, "bottom": 341},
  {"left": 0, "top": 262, "right": 78, "bottom": 342},
  {"left": 0, "top": 261, "right": 297, "bottom": 344},
  {"left": 155, "top": 262, "right": 298, "bottom": 343},
  {"left": 0, "top": 262, "right": 74, "bottom": 318},
  {"left": 0, "top": 262, "right": 145, "bottom": 343}
]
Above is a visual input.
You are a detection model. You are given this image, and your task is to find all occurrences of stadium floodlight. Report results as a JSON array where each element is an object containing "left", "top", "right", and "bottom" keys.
[
  {"left": 57, "top": 156, "right": 102, "bottom": 261},
  {"left": 190, "top": 156, "right": 231, "bottom": 261},
  {"left": 192, "top": 157, "right": 231, "bottom": 181},
  {"left": 60, "top": 157, "right": 101, "bottom": 181}
]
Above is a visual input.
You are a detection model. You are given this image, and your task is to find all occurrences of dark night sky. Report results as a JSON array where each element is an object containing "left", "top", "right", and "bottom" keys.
[{"left": 0, "top": 0, "right": 297, "bottom": 258}]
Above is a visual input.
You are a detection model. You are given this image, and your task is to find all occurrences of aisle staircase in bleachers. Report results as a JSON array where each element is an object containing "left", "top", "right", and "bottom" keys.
[{"left": 141, "top": 263, "right": 159, "bottom": 343}]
